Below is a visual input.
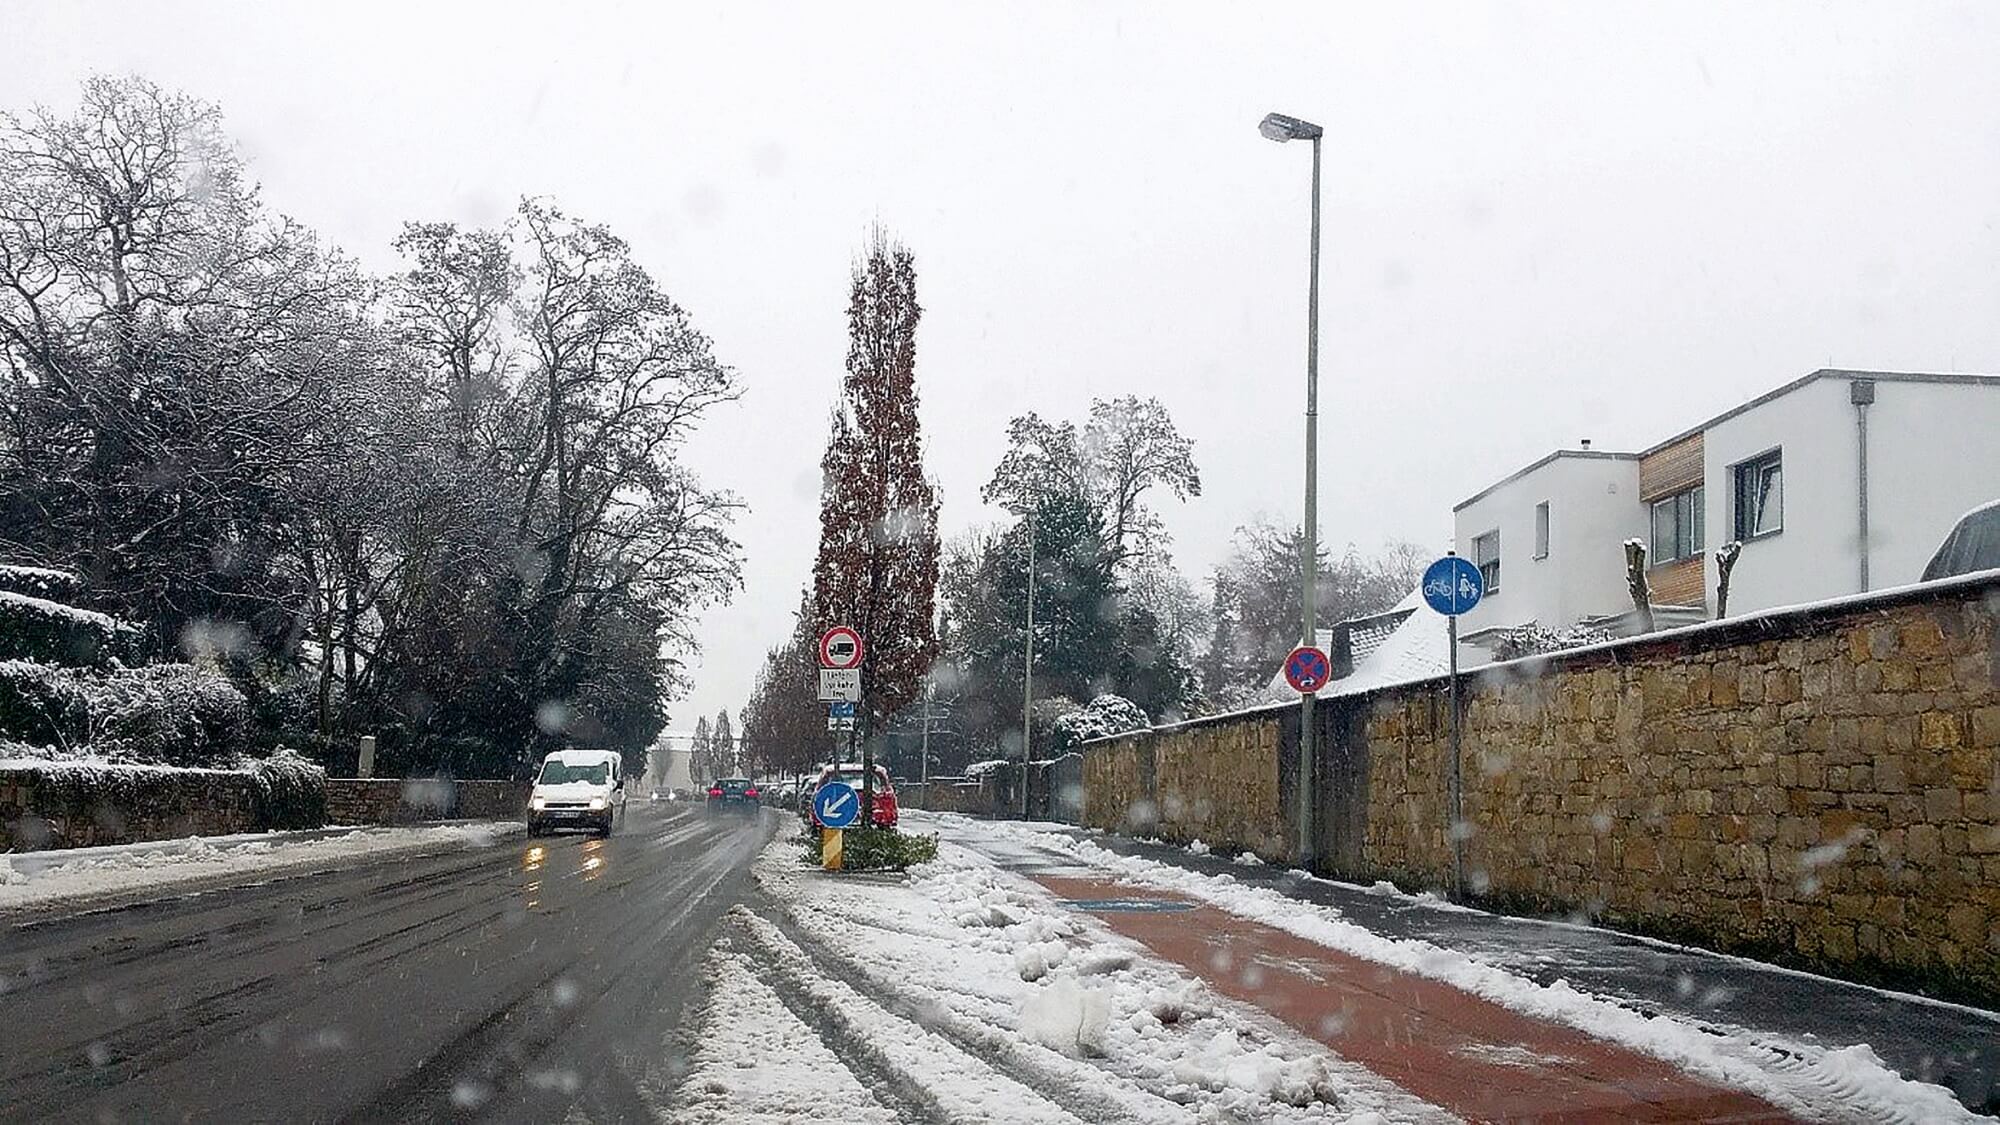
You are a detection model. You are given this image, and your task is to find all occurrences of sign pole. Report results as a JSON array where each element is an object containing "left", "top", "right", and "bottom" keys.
[
  {"left": 823, "top": 827, "right": 843, "bottom": 871},
  {"left": 1420, "top": 551, "right": 1483, "bottom": 905},
  {"left": 1447, "top": 613, "right": 1463, "bottom": 900}
]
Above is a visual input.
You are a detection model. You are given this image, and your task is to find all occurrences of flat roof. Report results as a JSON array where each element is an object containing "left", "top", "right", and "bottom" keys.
[
  {"left": 1455, "top": 368, "right": 2000, "bottom": 513},
  {"left": 1453, "top": 449, "right": 1637, "bottom": 512}
]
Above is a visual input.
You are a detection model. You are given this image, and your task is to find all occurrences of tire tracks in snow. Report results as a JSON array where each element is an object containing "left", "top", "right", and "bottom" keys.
[
  {"left": 727, "top": 906, "right": 1086, "bottom": 1124},
  {"left": 756, "top": 898, "right": 1197, "bottom": 1125}
]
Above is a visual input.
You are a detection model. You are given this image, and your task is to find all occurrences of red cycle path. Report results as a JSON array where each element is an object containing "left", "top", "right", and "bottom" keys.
[{"left": 1034, "top": 874, "right": 1795, "bottom": 1124}]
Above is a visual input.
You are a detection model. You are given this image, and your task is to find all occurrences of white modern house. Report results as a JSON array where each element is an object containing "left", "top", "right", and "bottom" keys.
[{"left": 1450, "top": 369, "right": 2000, "bottom": 641}]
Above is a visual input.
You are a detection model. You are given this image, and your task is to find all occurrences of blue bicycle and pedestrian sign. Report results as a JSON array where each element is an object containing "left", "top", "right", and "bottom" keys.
[
  {"left": 812, "top": 781, "right": 860, "bottom": 829},
  {"left": 1422, "top": 555, "right": 1484, "bottom": 616}
]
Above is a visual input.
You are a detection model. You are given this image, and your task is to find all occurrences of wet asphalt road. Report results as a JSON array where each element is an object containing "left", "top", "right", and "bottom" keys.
[{"left": 0, "top": 802, "right": 776, "bottom": 1123}]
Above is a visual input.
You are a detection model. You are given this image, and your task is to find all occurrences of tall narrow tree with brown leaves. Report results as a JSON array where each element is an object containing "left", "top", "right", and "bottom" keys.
[{"left": 811, "top": 229, "right": 940, "bottom": 820}]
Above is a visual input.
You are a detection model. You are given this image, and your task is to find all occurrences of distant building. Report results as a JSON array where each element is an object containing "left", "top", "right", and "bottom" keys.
[{"left": 1450, "top": 369, "right": 2000, "bottom": 640}]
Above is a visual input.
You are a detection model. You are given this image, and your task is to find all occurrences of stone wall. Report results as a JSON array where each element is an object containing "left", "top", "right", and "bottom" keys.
[
  {"left": 1081, "top": 710, "right": 1292, "bottom": 856},
  {"left": 325, "top": 778, "right": 528, "bottom": 825},
  {"left": 2, "top": 766, "right": 265, "bottom": 850},
  {"left": 1357, "top": 576, "right": 2000, "bottom": 998},
  {"left": 899, "top": 776, "right": 1003, "bottom": 817},
  {"left": 1080, "top": 572, "right": 2000, "bottom": 1002}
]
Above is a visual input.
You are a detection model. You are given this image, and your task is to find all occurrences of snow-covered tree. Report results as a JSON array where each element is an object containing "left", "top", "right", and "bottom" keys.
[{"left": 982, "top": 395, "right": 1200, "bottom": 570}]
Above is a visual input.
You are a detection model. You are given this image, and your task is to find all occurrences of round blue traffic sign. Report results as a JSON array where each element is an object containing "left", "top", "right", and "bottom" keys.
[
  {"left": 812, "top": 781, "right": 861, "bottom": 829},
  {"left": 1422, "top": 555, "right": 1484, "bottom": 615}
]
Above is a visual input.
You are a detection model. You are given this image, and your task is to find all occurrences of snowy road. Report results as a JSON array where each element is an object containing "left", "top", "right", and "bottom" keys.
[{"left": 0, "top": 802, "right": 776, "bottom": 1122}]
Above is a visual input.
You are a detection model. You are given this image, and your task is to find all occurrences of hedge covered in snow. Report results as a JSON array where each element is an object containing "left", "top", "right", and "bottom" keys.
[
  {"left": 1051, "top": 695, "right": 1149, "bottom": 752},
  {"left": 0, "top": 564, "right": 83, "bottom": 603},
  {"left": 0, "top": 752, "right": 328, "bottom": 849},
  {"left": 0, "top": 591, "right": 139, "bottom": 668},
  {"left": 0, "top": 660, "right": 250, "bottom": 766}
]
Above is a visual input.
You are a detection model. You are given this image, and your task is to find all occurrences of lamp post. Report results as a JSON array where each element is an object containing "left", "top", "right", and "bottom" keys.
[{"left": 1260, "top": 110, "right": 1324, "bottom": 868}]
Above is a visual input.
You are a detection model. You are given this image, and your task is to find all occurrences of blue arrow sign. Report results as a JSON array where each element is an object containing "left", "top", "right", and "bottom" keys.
[
  {"left": 1422, "top": 555, "right": 1484, "bottom": 616},
  {"left": 828, "top": 699, "right": 856, "bottom": 719},
  {"left": 812, "top": 781, "right": 860, "bottom": 828}
]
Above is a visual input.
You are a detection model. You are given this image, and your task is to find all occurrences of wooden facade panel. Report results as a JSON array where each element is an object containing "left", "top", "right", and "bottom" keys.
[
  {"left": 1639, "top": 433, "right": 1704, "bottom": 502},
  {"left": 1650, "top": 556, "right": 1705, "bottom": 609}
]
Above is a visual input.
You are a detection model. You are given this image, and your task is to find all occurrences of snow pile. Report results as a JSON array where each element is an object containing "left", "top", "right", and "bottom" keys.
[
  {"left": 1020, "top": 976, "right": 1111, "bottom": 1056},
  {"left": 967, "top": 820, "right": 1980, "bottom": 1124},
  {"left": 0, "top": 822, "right": 514, "bottom": 911},
  {"left": 1172, "top": 1028, "right": 1340, "bottom": 1108}
]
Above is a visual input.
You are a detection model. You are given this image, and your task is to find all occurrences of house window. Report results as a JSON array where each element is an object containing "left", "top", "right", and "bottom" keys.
[
  {"left": 1473, "top": 529, "right": 1500, "bottom": 593},
  {"left": 1733, "top": 450, "right": 1782, "bottom": 539},
  {"left": 1649, "top": 486, "right": 1705, "bottom": 563},
  {"left": 1534, "top": 502, "right": 1550, "bottom": 560}
]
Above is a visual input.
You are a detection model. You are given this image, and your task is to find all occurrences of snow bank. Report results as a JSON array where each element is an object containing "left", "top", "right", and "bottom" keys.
[
  {"left": 965, "top": 820, "right": 1979, "bottom": 1124},
  {"left": 0, "top": 822, "right": 515, "bottom": 911}
]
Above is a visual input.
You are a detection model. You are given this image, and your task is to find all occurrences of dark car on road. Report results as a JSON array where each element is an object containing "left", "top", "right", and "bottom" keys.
[{"left": 706, "top": 777, "right": 760, "bottom": 814}]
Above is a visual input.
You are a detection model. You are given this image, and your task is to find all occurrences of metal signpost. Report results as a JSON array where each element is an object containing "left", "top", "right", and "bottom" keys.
[
  {"left": 812, "top": 780, "right": 860, "bottom": 870},
  {"left": 818, "top": 625, "right": 869, "bottom": 820},
  {"left": 1421, "top": 553, "right": 1484, "bottom": 899},
  {"left": 1282, "top": 644, "right": 1332, "bottom": 863}
]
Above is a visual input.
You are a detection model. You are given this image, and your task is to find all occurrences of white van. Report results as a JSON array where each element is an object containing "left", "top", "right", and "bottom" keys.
[{"left": 527, "top": 748, "right": 627, "bottom": 837}]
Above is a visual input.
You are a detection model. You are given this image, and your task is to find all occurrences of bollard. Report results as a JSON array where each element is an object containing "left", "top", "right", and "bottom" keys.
[{"left": 823, "top": 826, "right": 843, "bottom": 871}]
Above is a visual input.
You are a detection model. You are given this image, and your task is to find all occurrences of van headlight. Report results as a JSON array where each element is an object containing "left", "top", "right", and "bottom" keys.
[
  {"left": 530, "top": 796, "right": 547, "bottom": 811},
  {"left": 588, "top": 797, "right": 607, "bottom": 810}
]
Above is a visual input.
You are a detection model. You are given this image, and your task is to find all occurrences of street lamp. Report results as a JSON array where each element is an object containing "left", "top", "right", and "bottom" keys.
[{"left": 1260, "top": 110, "right": 1323, "bottom": 868}]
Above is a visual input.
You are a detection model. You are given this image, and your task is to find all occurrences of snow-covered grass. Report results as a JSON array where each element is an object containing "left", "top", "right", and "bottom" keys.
[
  {"left": 954, "top": 817, "right": 1980, "bottom": 1124},
  {"left": 0, "top": 822, "right": 517, "bottom": 911},
  {"left": 748, "top": 830, "right": 1445, "bottom": 1123}
]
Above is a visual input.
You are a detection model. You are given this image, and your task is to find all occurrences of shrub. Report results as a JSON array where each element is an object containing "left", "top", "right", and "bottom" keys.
[
  {"left": 86, "top": 663, "right": 252, "bottom": 767},
  {"left": 0, "top": 564, "right": 83, "bottom": 602},
  {"left": 250, "top": 749, "right": 328, "bottom": 829},
  {"left": 798, "top": 825, "right": 940, "bottom": 871},
  {"left": 0, "top": 591, "right": 139, "bottom": 668},
  {"left": 1051, "top": 694, "right": 1149, "bottom": 752},
  {"left": 0, "top": 660, "right": 91, "bottom": 750}
]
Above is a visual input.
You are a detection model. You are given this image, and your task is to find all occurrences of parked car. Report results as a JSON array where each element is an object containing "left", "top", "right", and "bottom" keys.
[
  {"left": 1922, "top": 499, "right": 2000, "bottom": 582},
  {"left": 527, "top": 748, "right": 627, "bottom": 837},
  {"left": 804, "top": 762, "right": 898, "bottom": 828},
  {"left": 706, "top": 777, "right": 761, "bottom": 814}
]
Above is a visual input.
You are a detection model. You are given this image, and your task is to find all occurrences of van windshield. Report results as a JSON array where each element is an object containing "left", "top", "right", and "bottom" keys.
[{"left": 539, "top": 761, "right": 609, "bottom": 786}]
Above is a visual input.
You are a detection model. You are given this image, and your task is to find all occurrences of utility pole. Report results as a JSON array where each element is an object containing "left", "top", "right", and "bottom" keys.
[
  {"left": 1020, "top": 507, "right": 1037, "bottom": 820},
  {"left": 919, "top": 673, "right": 932, "bottom": 786}
]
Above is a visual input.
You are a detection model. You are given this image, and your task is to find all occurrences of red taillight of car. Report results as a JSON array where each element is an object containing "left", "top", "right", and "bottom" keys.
[
  {"left": 745, "top": 788, "right": 759, "bottom": 798},
  {"left": 707, "top": 788, "right": 722, "bottom": 798}
]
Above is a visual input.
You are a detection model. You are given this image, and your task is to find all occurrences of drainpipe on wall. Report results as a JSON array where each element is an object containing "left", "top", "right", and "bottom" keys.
[{"left": 1851, "top": 378, "right": 1875, "bottom": 592}]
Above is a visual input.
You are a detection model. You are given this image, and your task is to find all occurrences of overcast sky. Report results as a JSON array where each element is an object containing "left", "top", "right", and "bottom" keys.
[{"left": 9, "top": 1, "right": 2000, "bottom": 737}]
